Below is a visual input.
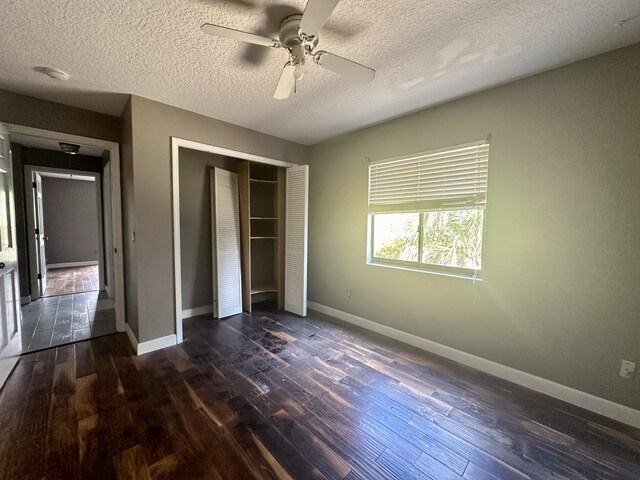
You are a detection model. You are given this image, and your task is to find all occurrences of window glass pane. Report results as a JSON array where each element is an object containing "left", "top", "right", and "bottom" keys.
[
  {"left": 421, "top": 209, "right": 483, "bottom": 269},
  {"left": 373, "top": 213, "right": 419, "bottom": 262}
]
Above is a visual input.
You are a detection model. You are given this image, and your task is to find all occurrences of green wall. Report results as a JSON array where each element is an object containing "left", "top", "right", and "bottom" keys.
[{"left": 307, "top": 43, "right": 640, "bottom": 409}]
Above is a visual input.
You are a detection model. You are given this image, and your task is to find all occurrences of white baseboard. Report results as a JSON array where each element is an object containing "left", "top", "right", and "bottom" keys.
[
  {"left": 308, "top": 301, "right": 640, "bottom": 429},
  {"left": 125, "top": 323, "right": 138, "bottom": 351},
  {"left": 182, "top": 304, "right": 214, "bottom": 319},
  {"left": 137, "top": 334, "right": 177, "bottom": 355},
  {"left": 48, "top": 261, "right": 99, "bottom": 269},
  {"left": 125, "top": 323, "right": 176, "bottom": 355}
]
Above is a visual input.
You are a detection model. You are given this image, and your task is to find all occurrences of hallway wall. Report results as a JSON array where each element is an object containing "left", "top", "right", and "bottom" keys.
[{"left": 42, "top": 177, "right": 99, "bottom": 266}]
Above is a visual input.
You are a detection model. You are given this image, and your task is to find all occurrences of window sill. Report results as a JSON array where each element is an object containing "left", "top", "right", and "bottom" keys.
[{"left": 366, "top": 259, "right": 483, "bottom": 282}]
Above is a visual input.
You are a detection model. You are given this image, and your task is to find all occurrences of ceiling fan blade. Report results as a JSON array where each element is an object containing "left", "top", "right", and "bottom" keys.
[
  {"left": 273, "top": 64, "right": 296, "bottom": 100},
  {"left": 201, "top": 23, "right": 281, "bottom": 48},
  {"left": 315, "top": 51, "right": 375, "bottom": 84},
  {"left": 299, "top": 0, "right": 340, "bottom": 37}
]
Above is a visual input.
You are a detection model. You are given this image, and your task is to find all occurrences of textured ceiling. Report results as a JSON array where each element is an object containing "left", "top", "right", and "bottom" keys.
[{"left": 1, "top": 1, "right": 639, "bottom": 145}]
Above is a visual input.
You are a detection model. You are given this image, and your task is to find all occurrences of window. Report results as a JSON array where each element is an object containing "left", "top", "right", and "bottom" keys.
[{"left": 367, "top": 140, "right": 489, "bottom": 278}]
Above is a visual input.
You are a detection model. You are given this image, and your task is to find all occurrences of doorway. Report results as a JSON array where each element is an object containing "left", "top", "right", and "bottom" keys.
[
  {"left": 24, "top": 167, "right": 105, "bottom": 299},
  {"left": 2, "top": 125, "right": 124, "bottom": 360},
  {"left": 17, "top": 146, "right": 113, "bottom": 352}
]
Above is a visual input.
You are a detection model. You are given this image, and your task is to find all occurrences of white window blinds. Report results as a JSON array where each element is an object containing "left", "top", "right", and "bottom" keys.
[{"left": 368, "top": 141, "right": 490, "bottom": 213}]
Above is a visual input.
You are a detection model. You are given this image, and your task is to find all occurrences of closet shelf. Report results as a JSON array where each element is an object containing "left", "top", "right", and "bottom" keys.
[
  {"left": 239, "top": 160, "right": 285, "bottom": 313},
  {"left": 251, "top": 283, "right": 277, "bottom": 294}
]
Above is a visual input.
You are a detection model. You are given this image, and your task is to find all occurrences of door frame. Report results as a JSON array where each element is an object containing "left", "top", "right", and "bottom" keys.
[
  {"left": 170, "top": 137, "right": 295, "bottom": 344},
  {"left": 24, "top": 166, "right": 105, "bottom": 297},
  {"left": 0, "top": 124, "right": 23, "bottom": 389},
  {"left": 5, "top": 123, "right": 125, "bottom": 334},
  {"left": 102, "top": 162, "right": 114, "bottom": 297}
]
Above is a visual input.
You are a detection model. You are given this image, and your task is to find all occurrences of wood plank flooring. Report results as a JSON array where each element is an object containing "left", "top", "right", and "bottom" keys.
[
  {"left": 43, "top": 266, "right": 99, "bottom": 297},
  {"left": 1, "top": 309, "right": 639, "bottom": 479}
]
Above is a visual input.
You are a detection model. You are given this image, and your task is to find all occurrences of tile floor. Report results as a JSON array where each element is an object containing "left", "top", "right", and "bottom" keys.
[
  {"left": 20, "top": 290, "right": 116, "bottom": 353},
  {"left": 43, "top": 265, "right": 99, "bottom": 297}
]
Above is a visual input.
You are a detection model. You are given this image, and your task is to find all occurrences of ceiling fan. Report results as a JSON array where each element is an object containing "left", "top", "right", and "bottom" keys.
[{"left": 201, "top": 0, "right": 375, "bottom": 100}]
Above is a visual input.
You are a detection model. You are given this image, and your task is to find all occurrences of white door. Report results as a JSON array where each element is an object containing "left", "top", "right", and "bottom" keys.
[
  {"left": 284, "top": 165, "right": 309, "bottom": 316},
  {"left": 33, "top": 172, "right": 47, "bottom": 295},
  {"left": 0, "top": 125, "right": 23, "bottom": 387},
  {"left": 212, "top": 168, "right": 242, "bottom": 318}
]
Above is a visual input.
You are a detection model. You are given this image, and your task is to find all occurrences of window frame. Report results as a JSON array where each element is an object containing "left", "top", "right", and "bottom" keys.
[
  {"left": 366, "top": 139, "right": 490, "bottom": 280},
  {"left": 367, "top": 207, "right": 486, "bottom": 280}
]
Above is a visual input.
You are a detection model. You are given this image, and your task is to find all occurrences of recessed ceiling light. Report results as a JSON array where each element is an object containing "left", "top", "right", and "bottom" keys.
[{"left": 39, "top": 67, "right": 70, "bottom": 81}]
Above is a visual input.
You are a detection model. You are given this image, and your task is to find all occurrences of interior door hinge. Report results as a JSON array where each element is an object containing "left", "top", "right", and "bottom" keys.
[
  {"left": 32, "top": 181, "right": 37, "bottom": 188},
  {"left": 37, "top": 273, "right": 42, "bottom": 280},
  {"left": 35, "top": 228, "right": 39, "bottom": 235}
]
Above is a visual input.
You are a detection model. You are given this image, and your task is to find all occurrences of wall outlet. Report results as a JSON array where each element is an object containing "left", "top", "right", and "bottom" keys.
[
  {"left": 346, "top": 289, "right": 351, "bottom": 298},
  {"left": 619, "top": 359, "right": 636, "bottom": 379}
]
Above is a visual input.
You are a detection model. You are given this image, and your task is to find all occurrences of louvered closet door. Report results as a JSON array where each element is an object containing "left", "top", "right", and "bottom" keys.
[
  {"left": 213, "top": 168, "right": 243, "bottom": 318},
  {"left": 285, "top": 165, "right": 309, "bottom": 316}
]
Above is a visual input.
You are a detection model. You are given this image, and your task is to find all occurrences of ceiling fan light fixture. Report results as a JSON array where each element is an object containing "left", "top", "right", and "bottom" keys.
[
  {"left": 293, "top": 65, "right": 304, "bottom": 80},
  {"left": 59, "top": 142, "right": 80, "bottom": 155}
]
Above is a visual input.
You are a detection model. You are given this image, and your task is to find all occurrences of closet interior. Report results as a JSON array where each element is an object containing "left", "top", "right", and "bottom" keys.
[
  {"left": 178, "top": 143, "right": 308, "bottom": 343},
  {"left": 237, "top": 161, "right": 286, "bottom": 312}
]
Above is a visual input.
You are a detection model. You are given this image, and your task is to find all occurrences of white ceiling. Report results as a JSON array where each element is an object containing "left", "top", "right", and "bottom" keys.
[
  {"left": 1, "top": 1, "right": 639, "bottom": 145},
  {"left": 11, "top": 133, "right": 105, "bottom": 158}
]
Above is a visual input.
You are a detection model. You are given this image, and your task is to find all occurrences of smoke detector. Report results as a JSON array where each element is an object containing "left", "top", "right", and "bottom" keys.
[{"left": 59, "top": 142, "right": 80, "bottom": 155}]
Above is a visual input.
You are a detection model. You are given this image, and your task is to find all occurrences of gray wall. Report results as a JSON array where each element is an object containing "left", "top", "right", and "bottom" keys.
[
  {"left": 307, "top": 43, "right": 640, "bottom": 409},
  {"left": 124, "top": 95, "right": 308, "bottom": 342},
  {"left": 41, "top": 177, "right": 99, "bottom": 265},
  {"left": 0, "top": 89, "right": 121, "bottom": 142},
  {"left": 179, "top": 148, "right": 238, "bottom": 310}
]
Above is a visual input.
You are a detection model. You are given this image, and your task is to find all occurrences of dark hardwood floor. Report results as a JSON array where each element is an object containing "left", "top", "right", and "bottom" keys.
[
  {"left": 1, "top": 308, "right": 639, "bottom": 479},
  {"left": 43, "top": 265, "right": 100, "bottom": 297}
]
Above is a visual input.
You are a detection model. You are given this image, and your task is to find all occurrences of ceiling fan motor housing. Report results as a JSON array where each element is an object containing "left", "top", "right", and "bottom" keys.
[
  {"left": 200, "top": 0, "right": 375, "bottom": 100},
  {"left": 279, "top": 14, "right": 316, "bottom": 65}
]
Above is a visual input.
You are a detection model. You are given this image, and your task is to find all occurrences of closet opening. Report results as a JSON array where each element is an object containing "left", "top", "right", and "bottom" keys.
[{"left": 171, "top": 138, "right": 307, "bottom": 344}]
